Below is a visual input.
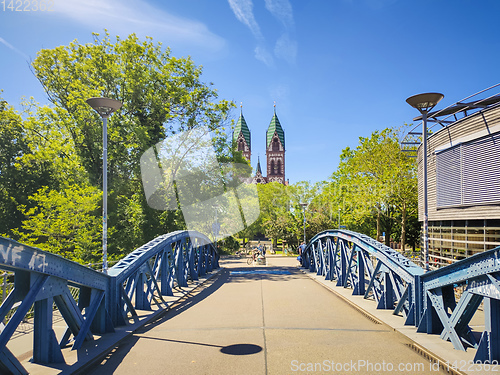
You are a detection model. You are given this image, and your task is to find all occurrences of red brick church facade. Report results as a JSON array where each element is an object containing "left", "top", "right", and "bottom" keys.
[{"left": 233, "top": 106, "right": 286, "bottom": 185}]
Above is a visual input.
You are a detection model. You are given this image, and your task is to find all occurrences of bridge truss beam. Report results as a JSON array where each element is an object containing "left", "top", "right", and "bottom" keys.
[
  {"left": 0, "top": 230, "right": 218, "bottom": 374},
  {"left": 301, "top": 229, "right": 500, "bottom": 362}
]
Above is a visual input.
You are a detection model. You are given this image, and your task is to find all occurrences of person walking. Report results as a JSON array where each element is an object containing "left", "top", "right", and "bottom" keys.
[
  {"left": 297, "top": 242, "right": 305, "bottom": 267},
  {"left": 298, "top": 242, "right": 306, "bottom": 255}
]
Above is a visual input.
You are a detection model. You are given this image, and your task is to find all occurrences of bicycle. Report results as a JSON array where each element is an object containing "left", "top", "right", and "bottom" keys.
[
  {"left": 246, "top": 250, "right": 256, "bottom": 265},
  {"left": 248, "top": 248, "right": 265, "bottom": 265}
]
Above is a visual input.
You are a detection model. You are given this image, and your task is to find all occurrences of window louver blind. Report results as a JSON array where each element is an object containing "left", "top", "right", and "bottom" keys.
[
  {"left": 436, "top": 132, "right": 500, "bottom": 208},
  {"left": 436, "top": 147, "right": 461, "bottom": 207}
]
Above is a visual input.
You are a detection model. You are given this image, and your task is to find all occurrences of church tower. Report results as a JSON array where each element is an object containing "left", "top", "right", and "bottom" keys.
[
  {"left": 266, "top": 106, "right": 285, "bottom": 184},
  {"left": 233, "top": 106, "right": 251, "bottom": 162},
  {"left": 252, "top": 156, "right": 267, "bottom": 184}
]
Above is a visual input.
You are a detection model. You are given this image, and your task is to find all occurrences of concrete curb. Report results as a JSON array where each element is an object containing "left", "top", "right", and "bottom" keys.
[{"left": 298, "top": 267, "right": 472, "bottom": 375}]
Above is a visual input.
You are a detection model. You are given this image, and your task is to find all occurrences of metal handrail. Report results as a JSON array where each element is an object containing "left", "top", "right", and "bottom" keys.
[
  {"left": 0, "top": 231, "right": 218, "bottom": 374},
  {"left": 301, "top": 229, "right": 500, "bottom": 362}
]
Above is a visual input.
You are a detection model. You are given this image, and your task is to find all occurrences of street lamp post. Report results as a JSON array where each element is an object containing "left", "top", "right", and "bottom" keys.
[
  {"left": 406, "top": 92, "right": 444, "bottom": 271},
  {"left": 299, "top": 203, "right": 307, "bottom": 244},
  {"left": 338, "top": 208, "right": 341, "bottom": 229},
  {"left": 86, "top": 97, "right": 122, "bottom": 274}
]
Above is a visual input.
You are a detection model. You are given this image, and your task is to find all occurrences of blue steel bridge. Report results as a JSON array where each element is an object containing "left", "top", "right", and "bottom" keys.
[{"left": 0, "top": 229, "right": 499, "bottom": 374}]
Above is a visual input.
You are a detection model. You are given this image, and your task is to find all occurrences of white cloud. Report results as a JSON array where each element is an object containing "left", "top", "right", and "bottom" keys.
[
  {"left": 0, "top": 37, "right": 29, "bottom": 60},
  {"left": 264, "top": 0, "right": 294, "bottom": 28},
  {"left": 228, "top": 0, "right": 297, "bottom": 66},
  {"left": 51, "top": 0, "right": 226, "bottom": 53},
  {"left": 265, "top": 0, "right": 297, "bottom": 65},
  {"left": 254, "top": 45, "right": 274, "bottom": 67},
  {"left": 228, "top": 0, "right": 263, "bottom": 39},
  {"left": 269, "top": 84, "right": 290, "bottom": 106},
  {"left": 274, "top": 33, "right": 297, "bottom": 64}
]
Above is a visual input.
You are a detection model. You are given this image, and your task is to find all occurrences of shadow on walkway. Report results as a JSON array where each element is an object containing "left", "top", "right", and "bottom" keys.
[{"left": 87, "top": 268, "right": 267, "bottom": 374}]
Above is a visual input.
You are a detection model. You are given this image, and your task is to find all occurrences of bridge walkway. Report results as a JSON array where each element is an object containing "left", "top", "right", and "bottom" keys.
[
  {"left": 7, "top": 274, "right": 220, "bottom": 375},
  {"left": 86, "top": 256, "right": 448, "bottom": 375}
]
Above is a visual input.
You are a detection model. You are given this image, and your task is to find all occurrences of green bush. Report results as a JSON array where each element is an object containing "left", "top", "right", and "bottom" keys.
[{"left": 219, "top": 236, "right": 240, "bottom": 254}]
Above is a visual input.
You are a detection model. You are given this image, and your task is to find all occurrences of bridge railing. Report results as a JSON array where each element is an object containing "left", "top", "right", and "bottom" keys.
[
  {"left": 0, "top": 230, "right": 218, "bottom": 374},
  {"left": 418, "top": 247, "right": 500, "bottom": 362},
  {"left": 301, "top": 229, "right": 500, "bottom": 362},
  {"left": 301, "top": 230, "right": 424, "bottom": 326},
  {"left": 107, "top": 230, "right": 218, "bottom": 326}
]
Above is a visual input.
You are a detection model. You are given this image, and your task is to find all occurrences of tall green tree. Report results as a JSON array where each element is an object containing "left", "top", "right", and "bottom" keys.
[
  {"left": 32, "top": 31, "right": 232, "bottom": 185},
  {"left": 30, "top": 31, "right": 234, "bottom": 257},
  {"left": 333, "top": 127, "right": 418, "bottom": 250},
  {"left": 1, "top": 99, "right": 104, "bottom": 262},
  {"left": 257, "top": 182, "right": 290, "bottom": 248},
  {"left": 0, "top": 98, "right": 57, "bottom": 238},
  {"left": 14, "top": 184, "right": 101, "bottom": 263}
]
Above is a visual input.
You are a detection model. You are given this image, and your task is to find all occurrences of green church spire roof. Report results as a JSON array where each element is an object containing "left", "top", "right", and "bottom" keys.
[
  {"left": 233, "top": 107, "right": 251, "bottom": 149},
  {"left": 266, "top": 106, "right": 285, "bottom": 149}
]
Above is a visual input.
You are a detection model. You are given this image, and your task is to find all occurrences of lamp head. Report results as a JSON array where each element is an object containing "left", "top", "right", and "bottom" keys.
[
  {"left": 406, "top": 92, "right": 444, "bottom": 113},
  {"left": 86, "top": 97, "right": 122, "bottom": 118}
]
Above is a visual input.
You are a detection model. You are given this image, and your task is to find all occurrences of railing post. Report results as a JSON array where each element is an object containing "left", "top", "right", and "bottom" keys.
[
  {"left": 175, "top": 240, "right": 188, "bottom": 287},
  {"left": 160, "top": 249, "right": 173, "bottom": 296},
  {"left": 207, "top": 246, "right": 213, "bottom": 273},
  {"left": 376, "top": 270, "right": 396, "bottom": 310},
  {"left": 309, "top": 244, "right": 316, "bottom": 273},
  {"left": 414, "top": 274, "right": 423, "bottom": 327},
  {"left": 336, "top": 240, "right": 347, "bottom": 287},
  {"left": 325, "top": 240, "right": 334, "bottom": 281},
  {"left": 189, "top": 245, "right": 198, "bottom": 281},
  {"left": 33, "top": 297, "right": 64, "bottom": 364},
  {"left": 352, "top": 248, "right": 365, "bottom": 295},
  {"left": 198, "top": 245, "right": 205, "bottom": 276},
  {"left": 476, "top": 297, "right": 500, "bottom": 362},
  {"left": 317, "top": 241, "right": 324, "bottom": 276}
]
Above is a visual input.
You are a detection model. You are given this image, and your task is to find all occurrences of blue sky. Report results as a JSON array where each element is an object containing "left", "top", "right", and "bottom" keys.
[{"left": 1, "top": 0, "right": 499, "bottom": 184}]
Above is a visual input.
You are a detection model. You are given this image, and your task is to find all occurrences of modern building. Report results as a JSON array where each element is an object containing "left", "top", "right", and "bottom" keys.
[
  {"left": 414, "top": 90, "right": 500, "bottom": 267},
  {"left": 233, "top": 105, "right": 286, "bottom": 185}
]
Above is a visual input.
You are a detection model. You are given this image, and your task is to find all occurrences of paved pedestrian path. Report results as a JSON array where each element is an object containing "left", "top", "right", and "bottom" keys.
[{"left": 86, "top": 257, "right": 450, "bottom": 375}]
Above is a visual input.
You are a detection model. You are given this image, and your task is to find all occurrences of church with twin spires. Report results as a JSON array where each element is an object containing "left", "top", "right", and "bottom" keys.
[{"left": 233, "top": 105, "right": 286, "bottom": 185}]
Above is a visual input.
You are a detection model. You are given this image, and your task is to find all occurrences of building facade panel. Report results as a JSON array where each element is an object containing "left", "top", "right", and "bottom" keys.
[
  {"left": 416, "top": 100, "right": 500, "bottom": 267},
  {"left": 418, "top": 105, "right": 500, "bottom": 222}
]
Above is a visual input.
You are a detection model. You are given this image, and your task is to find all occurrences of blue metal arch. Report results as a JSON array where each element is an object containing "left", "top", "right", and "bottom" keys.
[
  {"left": 0, "top": 230, "right": 218, "bottom": 374},
  {"left": 301, "top": 230, "right": 424, "bottom": 326},
  {"left": 301, "top": 229, "right": 500, "bottom": 362},
  {"left": 107, "top": 230, "right": 218, "bottom": 326},
  {"left": 3, "top": 227, "right": 500, "bottom": 371}
]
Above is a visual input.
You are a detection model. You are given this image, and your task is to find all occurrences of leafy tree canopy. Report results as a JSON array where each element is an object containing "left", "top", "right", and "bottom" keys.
[{"left": 31, "top": 30, "right": 234, "bottom": 186}]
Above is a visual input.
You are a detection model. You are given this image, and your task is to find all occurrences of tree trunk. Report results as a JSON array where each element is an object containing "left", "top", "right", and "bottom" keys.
[{"left": 400, "top": 204, "right": 407, "bottom": 253}]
